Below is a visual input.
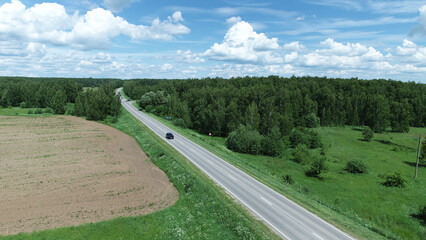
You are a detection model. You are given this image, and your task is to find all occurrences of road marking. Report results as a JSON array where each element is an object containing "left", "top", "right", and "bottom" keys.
[
  {"left": 313, "top": 232, "right": 323, "bottom": 240},
  {"left": 228, "top": 174, "right": 237, "bottom": 181},
  {"left": 261, "top": 197, "right": 273, "bottom": 205}
]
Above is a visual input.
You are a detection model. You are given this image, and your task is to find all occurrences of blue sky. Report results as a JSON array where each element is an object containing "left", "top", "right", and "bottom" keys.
[{"left": 1, "top": 0, "right": 426, "bottom": 82}]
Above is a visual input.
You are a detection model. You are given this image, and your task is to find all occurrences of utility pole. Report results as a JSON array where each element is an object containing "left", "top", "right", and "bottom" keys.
[{"left": 414, "top": 134, "right": 421, "bottom": 178}]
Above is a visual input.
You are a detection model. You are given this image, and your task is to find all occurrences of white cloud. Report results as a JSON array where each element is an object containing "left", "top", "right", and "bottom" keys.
[
  {"left": 283, "top": 41, "right": 305, "bottom": 52},
  {"left": 161, "top": 63, "right": 174, "bottom": 71},
  {"left": 284, "top": 52, "right": 298, "bottom": 63},
  {"left": 204, "top": 20, "right": 282, "bottom": 64},
  {"left": 0, "top": 0, "right": 190, "bottom": 50},
  {"left": 308, "top": 0, "right": 362, "bottom": 11},
  {"left": 104, "top": 0, "right": 134, "bottom": 12},
  {"left": 176, "top": 50, "right": 205, "bottom": 63},
  {"left": 409, "top": 5, "right": 426, "bottom": 36},
  {"left": 368, "top": 1, "right": 425, "bottom": 14},
  {"left": 301, "top": 38, "right": 384, "bottom": 68},
  {"left": 26, "top": 42, "right": 47, "bottom": 57},
  {"left": 395, "top": 39, "right": 426, "bottom": 63},
  {"left": 226, "top": 16, "right": 241, "bottom": 25}
]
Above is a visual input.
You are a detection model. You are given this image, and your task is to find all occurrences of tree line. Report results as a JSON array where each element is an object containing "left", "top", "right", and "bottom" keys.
[
  {"left": 0, "top": 77, "right": 122, "bottom": 120},
  {"left": 123, "top": 76, "right": 425, "bottom": 137}
]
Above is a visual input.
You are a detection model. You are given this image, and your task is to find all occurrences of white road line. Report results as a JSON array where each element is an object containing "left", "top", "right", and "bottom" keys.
[
  {"left": 261, "top": 197, "right": 273, "bottom": 206},
  {"left": 313, "top": 232, "right": 324, "bottom": 240},
  {"left": 228, "top": 174, "right": 237, "bottom": 181}
]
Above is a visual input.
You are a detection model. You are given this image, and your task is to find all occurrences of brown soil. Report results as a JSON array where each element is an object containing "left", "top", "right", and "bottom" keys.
[{"left": 0, "top": 115, "right": 178, "bottom": 236}]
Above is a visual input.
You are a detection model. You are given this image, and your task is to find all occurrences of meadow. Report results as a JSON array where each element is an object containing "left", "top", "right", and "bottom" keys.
[{"left": 145, "top": 108, "right": 425, "bottom": 240}]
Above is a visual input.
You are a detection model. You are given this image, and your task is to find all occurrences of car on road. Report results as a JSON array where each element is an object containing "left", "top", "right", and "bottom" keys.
[{"left": 166, "top": 132, "right": 174, "bottom": 139}]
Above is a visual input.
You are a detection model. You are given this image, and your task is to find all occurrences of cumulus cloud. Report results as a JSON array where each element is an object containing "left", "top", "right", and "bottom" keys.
[
  {"left": 104, "top": 0, "right": 134, "bottom": 12},
  {"left": 176, "top": 50, "right": 205, "bottom": 63},
  {"left": 204, "top": 20, "right": 282, "bottom": 64},
  {"left": 283, "top": 41, "right": 305, "bottom": 52},
  {"left": 395, "top": 39, "right": 426, "bottom": 63},
  {"left": 409, "top": 5, "right": 426, "bottom": 36},
  {"left": 226, "top": 16, "right": 241, "bottom": 25},
  {"left": 0, "top": 0, "right": 190, "bottom": 50},
  {"left": 301, "top": 38, "right": 384, "bottom": 68}
]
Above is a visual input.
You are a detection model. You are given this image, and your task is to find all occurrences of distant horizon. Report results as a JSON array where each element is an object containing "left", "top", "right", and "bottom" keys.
[
  {"left": 1, "top": 75, "right": 425, "bottom": 84},
  {"left": 1, "top": 0, "right": 426, "bottom": 83}
]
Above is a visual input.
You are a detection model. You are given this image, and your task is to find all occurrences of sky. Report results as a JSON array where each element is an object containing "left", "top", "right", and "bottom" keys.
[{"left": 1, "top": 0, "right": 426, "bottom": 82}]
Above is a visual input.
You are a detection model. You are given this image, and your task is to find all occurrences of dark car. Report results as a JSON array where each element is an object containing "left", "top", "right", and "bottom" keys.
[{"left": 166, "top": 132, "right": 174, "bottom": 139}]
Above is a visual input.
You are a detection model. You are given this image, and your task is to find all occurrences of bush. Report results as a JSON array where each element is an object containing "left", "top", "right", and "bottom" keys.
[
  {"left": 421, "top": 139, "right": 426, "bottom": 160},
  {"left": 305, "top": 113, "right": 320, "bottom": 128},
  {"left": 344, "top": 160, "right": 368, "bottom": 174},
  {"left": 382, "top": 172, "right": 406, "bottom": 188},
  {"left": 289, "top": 127, "right": 322, "bottom": 149},
  {"left": 44, "top": 107, "right": 53, "bottom": 114},
  {"left": 417, "top": 205, "right": 426, "bottom": 224},
  {"left": 35, "top": 108, "right": 43, "bottom": 114},
  {"left": 260, "top": 126, "right": 283, "bottom": 156},
  {"left": 173, "top": 118, "right": 187, "bottom": 128},
  {"left": 362, "top": 127, "right": 374, "bottom": 142},
  {"left": 226, "top": 124, "right": 262, "bottom": 155},
  {"left": 306, "top": 157, "right": 328, "bottom": 179},
  {"left": 20, "top": 102, "right": 28, "bottom": 108},
  {"left": 292, "top": 144, "right": 310, "bottom": 164},
  {"left": 282, "top": 174, "right": 294, "bottom": 185},
  {"left": 27, "top": 110, "right": 33, "bottom": 114}
]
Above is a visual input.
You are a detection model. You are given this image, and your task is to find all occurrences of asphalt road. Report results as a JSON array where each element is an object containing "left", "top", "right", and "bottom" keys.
[{"left": 119, "top": 90, "right": 355, "bottom": 240}]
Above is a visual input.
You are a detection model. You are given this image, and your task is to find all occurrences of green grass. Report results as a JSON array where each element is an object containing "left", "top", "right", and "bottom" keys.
[
  {"left": 1, "top": 109, "right": 278, "bottom": 240},
  {"left": 142, "top": 110, "right": 426, "bottom": 240},
  {"left": 0, "top": 107, "right": 45, "bottom": 116}
]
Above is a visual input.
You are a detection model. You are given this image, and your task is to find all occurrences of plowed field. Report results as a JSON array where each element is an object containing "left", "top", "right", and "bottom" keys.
[{"left": 0, "top": 115, "right": 178, "bottom": 235}]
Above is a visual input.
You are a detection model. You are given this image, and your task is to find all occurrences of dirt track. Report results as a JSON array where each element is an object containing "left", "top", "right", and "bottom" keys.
[{"left": 0, "top": 115, "right": 178, "bottom": 235}]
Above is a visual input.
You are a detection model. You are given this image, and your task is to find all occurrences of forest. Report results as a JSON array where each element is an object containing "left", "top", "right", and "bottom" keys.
[
  {"left": 124, "top": 76, "right": 425, "bottom": 133},
  {"left": 0, "top": 77, "right": 122, "bottom": 120}
]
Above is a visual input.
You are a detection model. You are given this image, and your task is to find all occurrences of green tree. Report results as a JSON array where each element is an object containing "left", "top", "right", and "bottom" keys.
[
  {"left": 306, "top": 157, "right": 328, "bottom": 179},
  {"left": 225, "top": 124, "right": 263, "bottom": 155},
  {"left": 49, "top": 90, "right": 67, "bottom": 114},
  {"left": 420, "top": 139, "right": 426, "bottom": 165},
  {"left": 305, "top": 112, "right": 320, "bottom": 128},
  {"left": 261, "top": 126, "right": 283, "bottom": 156},
  {"left": 364, "top": 95, "right": 390, "bottom": 133},
  {"left": 244, "top": 102, "right": 260, "bottom": 131},
  {"left": 390, "top": 100, "right": 410, "bottom": 133},
  {"left": 362, "top": 127, "right": 374, "bottom": 142}
]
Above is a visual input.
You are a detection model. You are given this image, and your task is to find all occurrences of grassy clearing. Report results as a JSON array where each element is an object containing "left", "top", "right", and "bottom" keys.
[
  {"left": 1, "top": 109, "right": 278, "bottom": 240},
  {"left": 143, "top": 109, "right": 425, "bottom": 240}
]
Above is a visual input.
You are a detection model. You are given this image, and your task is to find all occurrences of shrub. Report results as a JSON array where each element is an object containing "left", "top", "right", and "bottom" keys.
[
  {"left": 292, "top": 144, "right": 310, "bottom": 164},
  {"left": 27, "top": 110, "right": 33, "bottom": 114},
  {"left": 44, "top": 107, "right": 53, "bottom": 114},
  {"left": 344, "top": 160, "right": 368, "bottom": 174},
  {"left": 421, "top": 139, "right": 426, "bottom": 161},
  {"left": 362, "top": 127, "right": 374, "bottom": 142},
  {"left": 35, "top": 108, "right": 43, "bottom": 114},
  {"left": 306, "top": 157, "right": 328, "bottom": 179},
  {"left": 417, "top": 205, "right": 426, "bottom": 224},
  {"left": 260, "top": 126, "right": 283, "bottom": 157},
  {"left": 20, "top": 102, "right": 28, "bottom": 108},
  {"left": 282, "top": 174, "right": 294, "bottom": 185},
  {"left": 305, "top": 113, "right": 320, "bottom": 128},
  {"left": 173, "top": 118, "right": 187, "bottom": 128},
  {"left": 382, "top": 172, "right": 406, "bottom": 188},
  {"left": 289, "top": 127, "right": 322, "bottom": 149},
  {"left": 226, "top": 124, "right": 262, "bottom": 155}
]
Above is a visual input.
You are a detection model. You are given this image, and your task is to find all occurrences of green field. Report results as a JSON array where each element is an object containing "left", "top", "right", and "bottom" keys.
[
  {"left": 0, "top": 108, "right": 278, "bottom": 240},
  {"left": 143, "top": 109, "right": 425, "bottom": 240}
]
